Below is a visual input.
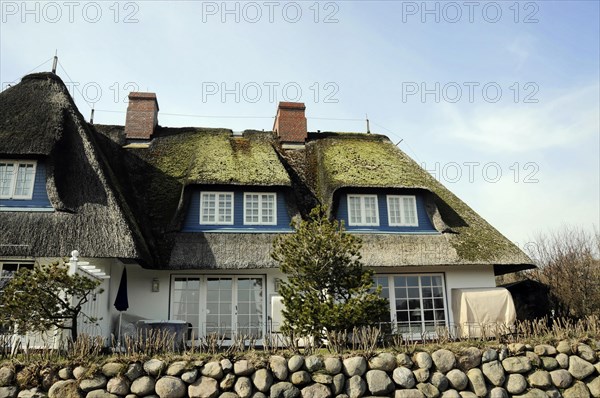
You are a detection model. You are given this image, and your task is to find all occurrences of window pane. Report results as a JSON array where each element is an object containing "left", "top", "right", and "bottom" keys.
[
  {"left": 261, "top": 194, "right": 275, "bottom": 224},
  {"left": 403, "top": 197, "right": 417, "bottom": 225},
  {"left": 0, "top": 163, "right": 14, "bottom": 197},
  {"left": 245, "top": 194, "right": 259, "bottom": 223},
  {"left": 388, "top": 197, "right": 401, "bottom": 225},
  {"left": 14, "top": 163, "right": 35, "bottom": 197},
  {"left": 348, "top": 196, "right": 361, "bottom": 225},
  {"left": 364, "top": 196, "right": 378, "bottom": 224},
  {"left": 201, "top": 193, "right": 216, "bottom": 223},
  {"left": 217, "top": 193, "right": 233, "bottom": 223}
]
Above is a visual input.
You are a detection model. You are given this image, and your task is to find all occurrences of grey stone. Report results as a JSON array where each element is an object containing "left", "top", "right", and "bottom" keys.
[
  {"left": 131, "top": 375, "right": 156, "bottom": 396},
  {"left": 595, "top": 362, "right": 600, "bottom": 374},
  {"left": 305, "top": 356, "right": 324, "bottom": 372},
  {"left": 234, "top": 361, "right": 255, "bottom": 377},
  {"left": 440, "top": 390, "right": 460, "bottom": 398},
  {"left": 488, "top": 387, "right": 508, "bottom": 398},
  {"left": 144, "top": 359, "right": 167, "bottom": 377},
  {"left": 220, "top": 373, "right": 237, "bottom": 391},
  {"left": 466, "top": 368, "right": 486, "bottom": 397},
  {"left": 540, "top": 356, "right": 559, "bottom": 371},
  {"left": 504, "top": 373, "right": 527, "bottom": 394},
  {"left": 343, "top": 357, "right": 367, "bottom": 377},
  {"left": 79, "top": 375, "right": 107, "bottom": 392},
  {"left": 534, "top": 345, "right": 557, "bottom": 356},
  {"left": 394, "top": 390, "right": 425, "bottom": 398},
  {"left": 0, "top": 368, "right": 15, "bottom": 387},
  {"left": 563, "top": 381, "right": 591, "bottom": 398},
  {"left": 324, "top": 358, "right": 342, "bottom": 375},
  {"left": 549, "top": 369, "right": 572, "bottom": 388},
  {"left": 332, "top": 374, "right": 345, "bottom": 395},
  {"left": 252, "top": 369, "right": 273, "bottom": 393},
  {"left": 556, "top": 341, "right": 572, "bottom": 354},
  {"left": 458, "top": 348, "right": 481, "bottom": 371},
  {"left": 125, "top": 362, "right": 144, "bottom": 381},
  {"left": 432, "top": 349, "right": 456, "bottom": 373},
  {"left": 365, "top": 370, "right": 394, "bottom": 395},
  {"left": 252, "top": 394, "right": 267, "bottom": 398},
  {"left": 166, "top": 361, "right": 188, "bottom": 377},
  {"left": 182, "top": 369, "right": 199, "bottom": 384},
  {"left": 458, "top": 392, "right": 477, "bottom": 398},
  {"left": 508, "top": 343, "right": 526, "bottom": 354},
  {"left": 106, "top": 376, "right": 130, "bottom": 395},
  {"left": 41, "top": 368, "right": 58, "bottom": 391},
  {"left": 498, "top": 347, "right": 508, "bottom": 362},
  {"left": 345, "top": 375, "right": 366, "bottom": 398},
  {"left": 270, "top": 382, "right": 300, "bottom": 398},
  {"left": 481, "top": 360, "right": 505, "bottom": 387},
  {"left": 85, "top": 391, "right": 118, "bottom": 398},
  {"left": 577, "top": 344, "right": 597, "bottom": 363},
  {"left": 528, "top": 370, "right": 552, "bottom": 389},
  {"left": 416, "top": 383, "right": 440, "bottom": 398},
  {"left": 155, "top": 376, "right": 186, "bottom": 398},
  {"left": 415, "top": 352, "right": 433, "bottom": 369},
  {"left": 368, "top": 353, "right": 396, "bottom": 372},
  {"left": 0, "top": 386, "right": 17, "bottom": 398},
  {"left": 312, "top": 374, "right": 333, "bottom": 384},
  {"left": 414, "top": 368, "right": 430, "bottom": 383},
  {"left": 481, "top": 349, "right": 498, "bottom": 363},
  {"left": 48, "top": 380, "right": 81, "bottom": 398},
  {"left": 291, "top": 371, "right": 311, "bottom": 386},
  {"left": 221, "top": 359, "right": 233, "bottom": 373},
  {"left": 17, "top": 387, "right": 46, "bottom": 398},
  {"left": 58, "top": 368, "right": 72, "bottom": 381},
  {"left": 73, "top": 366, "right": 87, "bottom": 379},
  {"left": 203, "top": 362, "right": 225, "bottom": 380},
  {"left": 430, "top": 372, "right": 448, "bottom": 391},
  {"left": 525, "top": 352, "right": 541, "bottom": 368},
  {"left": 446, "top": 369, "right": 468, "bottom": 391},
  {"left": 587, "top": 376, "right": 600, "bottom": 398},
  {"left": 270, "top": 356, "right": 289, "bottom": 380},
  {"left": 235, "top": 377, "right": 253, "bottom": 398},
  {"left": 397, "top": 353, "right": 414, "bottom": 368},
  {"left": 392, "top": 367, "right": 416, "bottom": 388},
  {"left": 301, "top": 383, "right": 331, "bottom": 398},
  {"left": 569, "top": 355, "right": 595, "bottom": 380},
  {"left": 545, "top": 388, "right": 561, "bottom": 398},
  {"left": 501, "top": 357, "right": 531, "bottom": 374},
  {"left": 513, "top": 389, "right": 546, "bottom": 398},
  {"left": 101, "top": 363, "right": 124, "bottom": 378},
  {"left": 556, "top": 353, "right": 569, "bottom": 369},
  {"left": 288, "top": 356, "right": 305, "bottom": 373},
  {"left": 220, "top": 393, "right": 240, "bottom": 398},
  {"left": 189, "top": 376, "right": 220, "bottom": 398}
]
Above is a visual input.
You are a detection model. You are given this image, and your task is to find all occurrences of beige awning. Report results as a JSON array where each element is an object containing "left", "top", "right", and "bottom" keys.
[{"left": 451, "top": 288, "right": 516, "bottom": 338}]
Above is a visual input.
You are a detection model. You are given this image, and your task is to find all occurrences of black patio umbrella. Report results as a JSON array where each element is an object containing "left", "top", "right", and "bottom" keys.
[{"left": 114, "top": 268, "right": 129, "bottom": 345}]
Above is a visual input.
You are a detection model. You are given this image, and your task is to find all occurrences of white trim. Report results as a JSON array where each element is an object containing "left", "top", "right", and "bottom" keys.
[
  {"left": 347, "top": 194, "right": 380, "bottom": 226},
  {"left": 199, "top": 191, "right": 234, "bottom": 225},
  {"left": 243, "top": 192, "right": 277, "bottom": 226},
  {"left": 386, "top": 195, "right": 419, "bottom": 227},
  {"left": 0, "top": 160, "right": 37, "bottom": 200}
]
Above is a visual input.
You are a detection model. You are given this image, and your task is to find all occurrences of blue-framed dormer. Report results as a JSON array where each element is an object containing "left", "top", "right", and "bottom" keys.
[
  {"left": 0, "top": 159, "right": 53, "bottom": 211},
  {"left": 335, "top": 188, "right": 438, "bottom": 233},
  {"left": 182, "top": 186, "right": 293, "bottom": 232}
]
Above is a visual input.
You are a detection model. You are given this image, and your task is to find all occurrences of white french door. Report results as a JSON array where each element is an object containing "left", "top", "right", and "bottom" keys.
[{"left": 170, "top": 275, "right": 264, "bottom": 341}]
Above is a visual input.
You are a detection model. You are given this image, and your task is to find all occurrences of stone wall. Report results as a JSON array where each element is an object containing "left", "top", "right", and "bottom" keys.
[{"left": 0, "top": 341, "right": 598, "bottom": 398}]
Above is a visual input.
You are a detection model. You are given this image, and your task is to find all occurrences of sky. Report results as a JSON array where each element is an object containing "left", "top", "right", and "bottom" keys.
[{"left": 1, "top": 0, "right": 599, "bottom": 249}]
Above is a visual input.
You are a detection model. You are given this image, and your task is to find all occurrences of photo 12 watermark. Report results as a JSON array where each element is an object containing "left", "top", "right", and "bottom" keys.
[
  {"left": 1, "top": 1, "right": 140, "bottom": 24},
  {"left": 421, "top": 161, "right": 540, "bottom": 184},
  {"left": 400, "top": 1, "right": 539, "bottom": 24},
  {"left": 201, "top": 81, "right": 340, "bottom": 104},
  {"left": 200, "top": 1, "right": 339, "bottom": 23},
  {"left": 401, "top": 82, "right": 539, "bottom": 104}
]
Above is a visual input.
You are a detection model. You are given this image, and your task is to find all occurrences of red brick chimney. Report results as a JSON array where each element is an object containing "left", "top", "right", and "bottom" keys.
[
  {"left": 273, "top": 102, "right": 307, "bottom": 144},
  {"left": 125, "top": 92, "right": 159, "bottom": 140}
]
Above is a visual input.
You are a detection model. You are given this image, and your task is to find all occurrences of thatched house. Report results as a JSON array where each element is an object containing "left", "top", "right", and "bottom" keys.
[{"left": 0, "top": 72, "right": 535, "bottom": 342}]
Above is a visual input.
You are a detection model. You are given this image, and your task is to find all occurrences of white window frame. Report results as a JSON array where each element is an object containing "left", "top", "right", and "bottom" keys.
[
  {"left": 347, "top": 194, "right": 380, "bottom": 226},
  {"left": 373, "top": 273, "right": 448, "bottom": 340},
  {"left": 387, "top": 195, "right": 419, "bottom": 227},
  {"left": 0, "top": 160, "right": 37, "bottom": 200},
  {"left": 243, "top": 192, "right": 277, "bottom": 226},
  {"left": 0, "top": 261, "right": 34, "bottom": 294},
  {"left": 199, "top": 191, "right": 234, "bottom": 225}
]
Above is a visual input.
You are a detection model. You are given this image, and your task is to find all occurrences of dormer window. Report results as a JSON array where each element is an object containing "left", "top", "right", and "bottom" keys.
[
  {"left": 387, "top": 195, "right": 418, "bottom": 226},
  {"left": 200, "top": 192, "right": 234, "bottom": 225},
  {"left": 0, "top": 160, "right": 37, "bottom": 200},
  {"left": 244, "top": 193, "right": 276, "bottom": 225},
  {"left": 347, "top": 194, "right": 379, "bottom": 226}
]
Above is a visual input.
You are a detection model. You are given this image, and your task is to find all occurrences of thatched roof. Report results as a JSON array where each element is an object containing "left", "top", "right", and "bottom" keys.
[{"left": 0, "top": 73, "right": 151, "bottom": 263}]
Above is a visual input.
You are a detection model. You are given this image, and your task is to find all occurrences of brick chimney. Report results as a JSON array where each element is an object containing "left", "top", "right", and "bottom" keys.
[
  {"left": 125, "top": 92, "right": 159, "bottom": 140},
  {"left": 273, "top": 102, "right": 307, "bottom": 144}
]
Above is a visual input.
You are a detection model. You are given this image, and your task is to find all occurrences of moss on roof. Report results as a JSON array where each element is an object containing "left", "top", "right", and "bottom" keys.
[
  {"left": 310, "top": 133, "right": 531, "bottom": 267},
  {"left": 139, "top": 128, "right": 291, "bottom": 186}
]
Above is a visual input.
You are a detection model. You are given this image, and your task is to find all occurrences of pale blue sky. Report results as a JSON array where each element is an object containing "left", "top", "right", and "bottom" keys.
[{"left": 1, "top": 1, "right": 598, "bottom": 247}]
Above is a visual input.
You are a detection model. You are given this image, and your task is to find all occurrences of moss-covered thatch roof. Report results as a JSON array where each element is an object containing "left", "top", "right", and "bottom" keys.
[
  {"left": 0, "top": 73, "right": 151, "bottom": 263},
  {"left": 305, "top": 133, "right": 533, "bottom": 273}
]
